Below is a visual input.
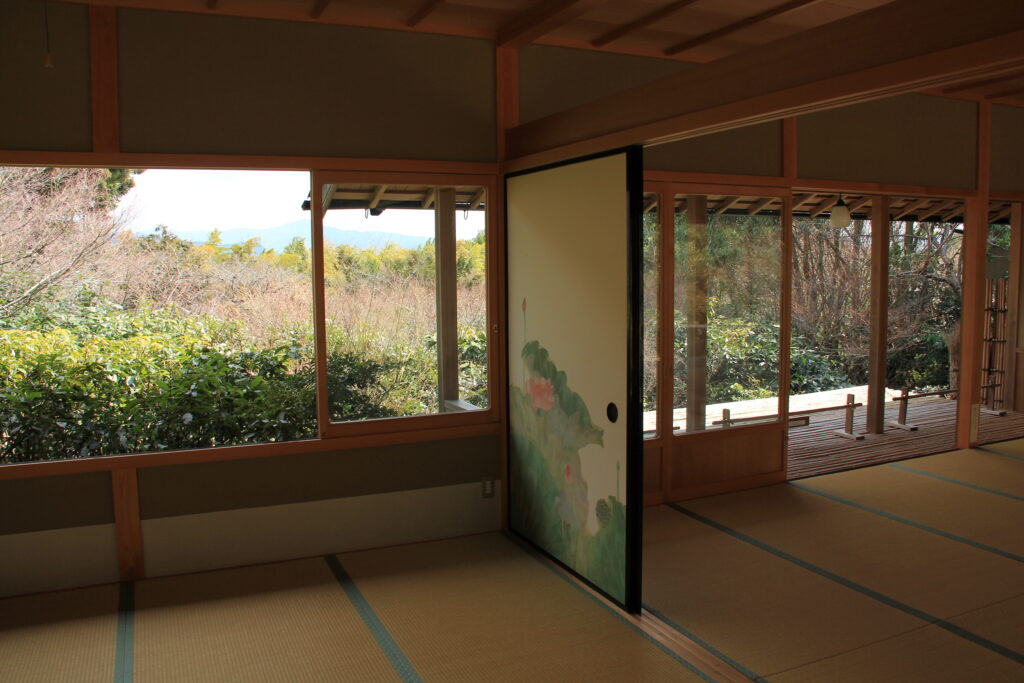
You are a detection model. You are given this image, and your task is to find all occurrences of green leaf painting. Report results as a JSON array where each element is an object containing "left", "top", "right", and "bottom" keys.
[{"left": 510, "top": 339, "right": 626, "bottom": 603}]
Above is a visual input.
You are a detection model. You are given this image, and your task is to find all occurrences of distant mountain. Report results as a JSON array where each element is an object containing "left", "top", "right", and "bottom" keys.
[{"left": 163, "top": 220, "right": 428, "bottom": 252}]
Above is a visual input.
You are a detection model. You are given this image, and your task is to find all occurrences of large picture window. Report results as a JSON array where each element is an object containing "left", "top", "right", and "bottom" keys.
[{"left": 0, "top": 168, "right": 494, "bottom": 465}]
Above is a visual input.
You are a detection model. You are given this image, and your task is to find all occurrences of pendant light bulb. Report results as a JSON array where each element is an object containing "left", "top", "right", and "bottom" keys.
[{"left": 830, "top": 196, "right": 851, "bottom": 228}]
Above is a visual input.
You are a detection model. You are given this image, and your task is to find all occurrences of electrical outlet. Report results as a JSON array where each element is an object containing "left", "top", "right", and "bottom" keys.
[{"left": 481, "top": 478, "right": 495, "bottom": 498}]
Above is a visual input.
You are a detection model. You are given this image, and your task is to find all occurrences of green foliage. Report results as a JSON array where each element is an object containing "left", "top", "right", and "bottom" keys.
[{"left": 0, "top": 298, "right": 472, "bottom": 463}]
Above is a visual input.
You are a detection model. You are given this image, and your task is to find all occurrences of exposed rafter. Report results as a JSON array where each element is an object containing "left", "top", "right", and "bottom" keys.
[
  {"left": 808, "top": 195, "right": 837, "bottom": 218},
  {"left": 990, "top": 205, "right": 1012, "bottom": 222},
  {"left": 407, "top": 0, "right": 445, "bottom": 28},
  {"left": 941, "top": 204, "right": 964, "bottom": 222},
  {"left": 893, "top": 198, "right": 932, "bottom": 220},
  {"left": 745, "top": 197, "right": 775, "bottom": 215},
  {"left": 310, "top": 0, "right": 332, "bottom": 19},
  {"left": 497, "top": 0, "right": 606, "bottom": 48},
  {"left": 368, "top": 185, "right": 388, "bottom": 210},
  {"left": 664, "top": 0, "right": 823, "bottom": 56},
  {"left": 643, "top": 195, "right": 658, "bottom": 213},
  {"left": 321, "top": 184, "right": 338, "bottom": 214},
  {"left": 846, "top": 197, "right": 872, "bottom": 214},
  {"left": 712, "top": 196, "right": 743, "bottom": 214},
  {"left": 469, "top": 188, "right": 486, "bottom": 210},
  {"left": 922, "top": 199, "right": 958, "bottom": 219},
  {"left": 792, "top": 193, "right": 815, "bottom": 211},
  {"left": 421, "top": 188, "right": 437, "bottom": 209},
  {"left": 591, "top": 0, "right": 701, "bottom": 48}
]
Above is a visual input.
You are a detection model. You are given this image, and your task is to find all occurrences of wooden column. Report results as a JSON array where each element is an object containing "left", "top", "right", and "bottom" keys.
[
  {"left": 867, "top": 196, "right": 890, "bottom": 433},
  {"left": 779, "top": 194, "right": 793, "bottom": 443},
  {"left": 657, "top": 186, "right": 676, "bottom": 487},
  {"left": 312, "top": 175, "right": 331, "bottom": 434},
  {"left": 89, "top": 6, "right": 119, "bottom": 154},
  {"left": 685, "top": 195, "right": 708, "bottom": 432},
  {"left": 956, "top": 101, "right": 991, "bottom": 448},
  {"left": 435, "top": 187, "right": 459, "bottom": 408},
  {"left": 1006, "top": 203, "right": 1023, "bottom": 411},
  {"left": 112, "top": 469, "right": 144, "bottom": 581}
]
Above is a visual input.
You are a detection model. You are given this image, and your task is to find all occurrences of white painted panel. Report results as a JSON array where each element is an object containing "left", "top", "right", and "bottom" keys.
[
  {"left": 0, "top": 524, "right": 119, "bottom": 597},
  {"left": 142, "top": 481, "right": 500, "bottom": 577}
]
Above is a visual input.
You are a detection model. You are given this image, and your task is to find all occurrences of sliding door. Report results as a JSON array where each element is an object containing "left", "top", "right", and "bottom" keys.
[{"left": 506, "top": 148, "right": 643, "bottom": 612}]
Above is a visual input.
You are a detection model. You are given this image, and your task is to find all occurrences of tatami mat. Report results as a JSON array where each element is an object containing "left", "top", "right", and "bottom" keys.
[
  {"left": 982, "top": 438, "right": 1024, "bottom": 459},
  {"left": 643, "top": 505, "right": 924, "bottom": 679},
  {"left": 134, "top": 558, "right": 399, "bottom": 682},
  {"left": 0, "top": 584, "right": 119, "bottom": 683},
  {"left": 335, "top": 533, "right": 705, "bottom": 682},
  {"left": 796, "top": 464, "right": 1023, "bottom": 557},
  {"left": 896, "top": 449, "right": 1024, "bottom": 497},
  {"left": 948, "top": 594, "right": 1024, "bottom": 655},
  {"left": 771, "top": 624, "right": 1024, "bottom": 683},
  {"left": 681, "top": 483, "right": 1024, "bottom": 622}
]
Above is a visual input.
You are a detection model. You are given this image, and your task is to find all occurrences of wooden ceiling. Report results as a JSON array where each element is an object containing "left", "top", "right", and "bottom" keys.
[
  {"left": 933, "top": 69, "right": 1024, "bottom": 108},
  {"left": 78, "top": 0, "right": 898, "bottom": 64},
  {"left": 304, "top": 184, "right": 487, "bottom": 212},
  {"left": 641, "top": 193, "right": 1016, "bottom": 224}
]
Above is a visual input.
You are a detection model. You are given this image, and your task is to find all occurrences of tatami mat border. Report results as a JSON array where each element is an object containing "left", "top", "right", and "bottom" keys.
[
  {"left": 790, "top": 482, "right": 1024, "bottom": 563},
  {"left": 507, "top": 533, "right": 719, "bottom": 683},
  {"left": 323, "top": 555, "right": 422, "bottom": 683},
  {"left": 115, "top": 582, "right": 134, "bottom": 683},
  {"left": 666, "top": 503, "right": 1024, "bottom": 667},
  {"left": 887, "top": 463, "right": 1024, "bottom": 501},
  {"left": 979, "top": 446, "right": 1024, "bottom": 461}
]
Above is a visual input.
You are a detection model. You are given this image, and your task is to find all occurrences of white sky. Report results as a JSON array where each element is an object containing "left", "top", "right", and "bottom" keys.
[{"left": 115, "top": 169, "right": 485, "bottom": 240}]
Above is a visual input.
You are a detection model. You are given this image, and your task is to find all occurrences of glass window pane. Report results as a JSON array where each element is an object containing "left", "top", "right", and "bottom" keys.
[
  {"left": 674, "top": 195, "right": 783, "bottom": 431},
  {"left": 0, "top": 168, "right": 317, "bottom": 463}
]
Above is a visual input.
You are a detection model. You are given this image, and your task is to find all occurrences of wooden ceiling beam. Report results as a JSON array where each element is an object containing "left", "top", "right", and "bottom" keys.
[
  {"left": 941, "top": 204, "right": 964, "bottom": 222},
  {"left": 846, "top": 197, "right": 871, "bottom": 214},
  {"left": 591, "top": 0, "right": 701, "bottom": 48},
  {"left": 921, "top": 199, "right": 957, "bottom": 220},
  {"left": 664, "top": 0, "right": 823, "bottom": 56},
  {"left": 712, "top": 196, "right": 743, "bottom": 214},
  {"left": 987, "top": 84, "right": 1024, "bottom": 100},
  {"left": 792, "top": 193, "right": 815, "bottom": 211},
  {"left": 310, "top": 0, "right": 332, "bottom": 19},
  {"left": 368, "top": 185, "right": 388, "bottom": 209},
  {"left": 941, "top": 70, "right": 1024, "bottom": 94},
  {"left": 407, "top": 0, "right": 445, "bottom": 27},
  {"left": 643, "top": 195, "right": 658, "bottom": 213},
  {"left": 469, "top": 188, "right": 486, "bottom": 209},
  {"left": 745, "top": 197, "right": 776, "bottom": 215},
  {"left": 893, "top": 198, "right": 932, "bottom": 220},
  {"left": 507, "top": 0, "right": 1024, "bottom": 166},
  {"left": 497, "top": 0, "right": 606, "bottom": 48},
  {"left": 321, "top": 184, "right": 338, "bottom": 214},
  {"left": 990, "top": 205, "right": 1012, "bottom": 222},
  {"left": 808, "top": 195, "right": 837, "bottom": 218},
  {"left": 421, "top": 188, "right": 437, "bottom": 209}
]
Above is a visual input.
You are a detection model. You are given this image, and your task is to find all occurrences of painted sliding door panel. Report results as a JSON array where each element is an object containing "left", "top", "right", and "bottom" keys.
[{"left": 506, "top": 150, "right": 641, "bottom": 610}]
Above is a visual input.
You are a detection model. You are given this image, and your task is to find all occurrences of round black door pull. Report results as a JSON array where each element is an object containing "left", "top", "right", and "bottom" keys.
[{"left": 606, "top": 402, "right": 618, "bottom": 423}]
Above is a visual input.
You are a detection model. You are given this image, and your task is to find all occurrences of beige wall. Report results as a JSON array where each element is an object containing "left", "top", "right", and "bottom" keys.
[
  {"left": 991, "top": 105, "right": 1024, "bottom": 194},
  {"left": 0, "top": 0, "right": 92, "bottom": 152},
  {"left": 518, "top": 45, "right": 689, "bottom": 125},
  {"left": 797, "top": 94, "right": 977, "bottom": 188},
  {"left": 0, "top": 436, "right": 500, "bottom": 595},
  {"left": 118, "top": 9, "right": 497, "bottom": 161},
  {"left": 644, "top": 122, "right": 783, "bottom": 177}
]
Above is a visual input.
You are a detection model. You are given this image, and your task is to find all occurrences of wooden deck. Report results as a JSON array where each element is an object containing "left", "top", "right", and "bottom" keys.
[{"left": 787, "top": 397, "right": 1024, "bottom": 479}]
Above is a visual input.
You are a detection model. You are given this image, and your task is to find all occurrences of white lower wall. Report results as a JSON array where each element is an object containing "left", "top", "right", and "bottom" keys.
[
  {"left": 0, "top": 524, "right": 119, "bottom": 597},
  {"left": 142, "top": 481, "right": 501, "bottom": 577}
]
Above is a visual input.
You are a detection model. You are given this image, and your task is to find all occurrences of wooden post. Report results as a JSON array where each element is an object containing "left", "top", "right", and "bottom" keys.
[
  {"left": 89, "top": 7, "right": 119, "bottom": 154},
  {"left": 657, "top": 186, "right": 676, "bottom": 493},
  {"left": 956, "top": 100, "right": 991, "bottom": 449},
  {"left": 112, "top": 469, "right": 144, "bottom": 581},
  {"left": 1006, "top": 203, "right": 1023, "bottom": 411},
  {"left": 435, "top": 187, "right": 459, "bottom": 408},
  {"left": 685, "top": 195, "right": 708, "bottom": 432},
  {"left": 312, "top": 174, "right": 331, "bottom": 434},
  {"left": 867, "top": 196, "right": 890, "bottom": 433},
  {"left": 833, "top": 393, "right": 865, "bottom": 440}
]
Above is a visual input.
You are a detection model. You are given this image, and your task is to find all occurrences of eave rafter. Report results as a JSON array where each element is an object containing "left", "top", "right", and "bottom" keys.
[
  {"left": 664, "top": 0, "right": 823, "bottom": 56},
  {"left": 497, "top": 0, "right": 606, "bottom": 48},
  {"left": 408, "top": 0, "right": 445, "bottom": 28},
  {"left": 591, "top": 0, "right": 701, "bottom": 48}
]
